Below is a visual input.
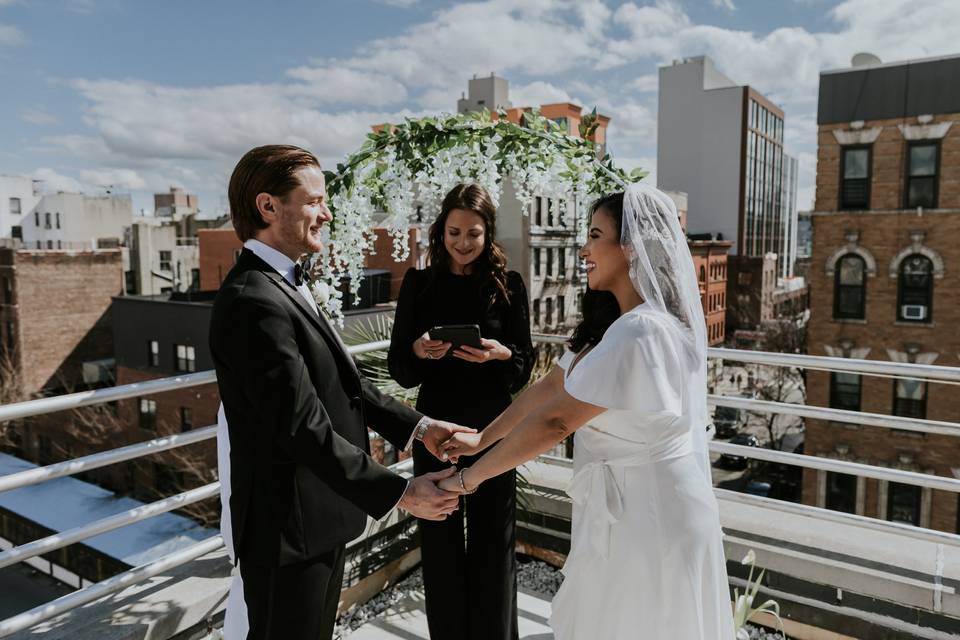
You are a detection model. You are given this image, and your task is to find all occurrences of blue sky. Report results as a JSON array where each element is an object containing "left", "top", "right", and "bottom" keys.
[{"left": 1, "top": 0, "right": 958, "bottom": 215}]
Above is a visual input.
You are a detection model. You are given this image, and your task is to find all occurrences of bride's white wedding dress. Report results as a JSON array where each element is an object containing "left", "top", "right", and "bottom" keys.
[{"left": 550, "top": 304, "right": 734, "bottom": 639}]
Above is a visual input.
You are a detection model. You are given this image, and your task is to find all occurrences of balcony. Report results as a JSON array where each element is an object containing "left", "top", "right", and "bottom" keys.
[{"left": 0, "top": 339, "right": 958, "bottom": 639}]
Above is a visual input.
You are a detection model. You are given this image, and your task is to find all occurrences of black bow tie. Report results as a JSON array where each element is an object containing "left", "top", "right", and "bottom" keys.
[{"left": 294, "top": 258, "right": 312, "bottom": 287}]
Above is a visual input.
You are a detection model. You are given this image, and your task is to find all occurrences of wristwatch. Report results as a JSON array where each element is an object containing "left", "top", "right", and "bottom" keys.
[{"left": 414, "top": 416, "right": 431, "bottom": 441}]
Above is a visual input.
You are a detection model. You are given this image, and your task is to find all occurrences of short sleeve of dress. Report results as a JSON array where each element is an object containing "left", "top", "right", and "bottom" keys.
[
  {"left": 563, "top": 312, "right": 684, "bottom": 415},
  {"left": 556, "top": 349, "right": 576, "bottom": 371}
]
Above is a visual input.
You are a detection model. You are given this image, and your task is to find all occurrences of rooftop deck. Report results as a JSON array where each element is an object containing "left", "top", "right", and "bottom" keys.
[{"left": 0, "top": 339, "right": 958, "bottom": 639}]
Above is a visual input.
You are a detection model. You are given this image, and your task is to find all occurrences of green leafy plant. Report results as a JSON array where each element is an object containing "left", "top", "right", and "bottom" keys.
[{"left": 733, "top": 549, "right": 785, "bottom": 639}]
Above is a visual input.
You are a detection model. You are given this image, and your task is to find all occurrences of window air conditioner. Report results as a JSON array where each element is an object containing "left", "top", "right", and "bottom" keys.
[{"left": 901, "top": 305, "right": 927, "bottom": 321}]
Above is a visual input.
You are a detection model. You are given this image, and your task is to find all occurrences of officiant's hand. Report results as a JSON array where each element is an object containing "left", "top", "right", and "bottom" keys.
[
  {"left": 398, "top": 468, "right": 461, "bottom": 521},
  {"left": 413, "top": 332, "right": 451, "bottom": 360},
  {"left": 439, "top": 432, "right": 484, "bottom": 464},
  {"left": 420, "top": 419, "right": 477, "bottom": 461},
  {"left": 452, "top": 338, "right": 511, "bottom": 364}
]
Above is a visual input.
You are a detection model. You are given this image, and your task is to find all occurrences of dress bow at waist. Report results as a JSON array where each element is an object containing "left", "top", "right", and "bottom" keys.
[{"left": 564, "top": 432, "right": 693, "bottom": 571}]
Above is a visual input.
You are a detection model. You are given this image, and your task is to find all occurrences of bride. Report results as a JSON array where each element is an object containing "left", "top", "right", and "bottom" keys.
[{"left": 439, "top": 183, "right": 735, "bottom": 639}]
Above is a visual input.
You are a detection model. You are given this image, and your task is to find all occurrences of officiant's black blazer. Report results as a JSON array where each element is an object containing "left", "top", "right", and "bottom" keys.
[{"left": 210, "top": 248, "right": 422, "bottom": 567}]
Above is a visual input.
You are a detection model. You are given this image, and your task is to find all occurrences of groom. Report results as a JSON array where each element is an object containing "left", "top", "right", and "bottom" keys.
[{"left": 210, "top": 145, "right": 470, "bottom": 640}]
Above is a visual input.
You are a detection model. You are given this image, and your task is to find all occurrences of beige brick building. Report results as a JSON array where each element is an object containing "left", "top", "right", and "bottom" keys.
[{"left": 804, "top": 54, "right": 960, "bottom": 533}]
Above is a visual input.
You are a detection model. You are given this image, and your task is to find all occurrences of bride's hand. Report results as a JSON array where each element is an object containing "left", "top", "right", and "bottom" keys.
[
  {"left": 440, "top": 432, "right": 484, "bottom": 463},
  {"left": 437, "top": 474, "right": 465, "bottom": 494}
]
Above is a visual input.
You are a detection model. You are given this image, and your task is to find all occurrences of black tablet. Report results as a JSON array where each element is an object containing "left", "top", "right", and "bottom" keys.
[{"left": 429, "top": 324, "right": 483, "bottom": 355}]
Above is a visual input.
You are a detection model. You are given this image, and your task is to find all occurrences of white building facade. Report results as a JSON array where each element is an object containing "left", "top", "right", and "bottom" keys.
[{"left": 0, "top": 176, "right": 41, "bottom": 242}]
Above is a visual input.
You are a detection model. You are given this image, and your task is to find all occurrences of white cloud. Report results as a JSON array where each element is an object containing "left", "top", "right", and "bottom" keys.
[
  {"left": 629, "top": 74, "right": 658, "bottom": 93},
  {"left": 509, "top": 81, "right": 575, "bottom": 108},
  {"left": 79, "top": 167, "right": 147, "bottom": 191},
  {"left": 711, "top": 0, "right": 737, "bottom": 10},
  {"left": 32, "top": 168, "right": 84, "bottom": 194},
  {"left": 20, "top": 108, "right": 59, "bottom": 126},
  {"left": 0, "top": 23, "right": 24, "bottom": 46},
  {"left": 284, "top": 66, "right": 409, "bottom": 106}
]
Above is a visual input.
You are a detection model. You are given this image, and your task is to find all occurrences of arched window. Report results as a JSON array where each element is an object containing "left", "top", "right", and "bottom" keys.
[
  {"left": 897, "top": 254, "right": 933, "bottom": 322},
  {"left": 834, "top": 254, "right": 866, "bottom": 319},
  {"left": 699, "top": 265, "right": 706, "bottom": 283}
]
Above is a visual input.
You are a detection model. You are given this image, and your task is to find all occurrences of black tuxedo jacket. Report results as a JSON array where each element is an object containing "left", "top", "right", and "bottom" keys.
[{"left": 210, "top": 248, "right": 422, "bottom": 567}]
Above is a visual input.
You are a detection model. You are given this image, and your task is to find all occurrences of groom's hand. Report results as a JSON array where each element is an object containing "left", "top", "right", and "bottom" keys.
[
  {"left": 398, "top": 468, "right": 460, "bottom": 521},
  {"left": 420, "top": 419, "right": 476, "bottom": 461}
]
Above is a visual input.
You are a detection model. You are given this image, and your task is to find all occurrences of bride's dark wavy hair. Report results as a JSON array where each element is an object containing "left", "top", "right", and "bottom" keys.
[
  {"left": 427, "top": 183, "right": 510, "bottom": 309},
  {"left": 568, "top": 193, "right": 624, "bottom": 353}
]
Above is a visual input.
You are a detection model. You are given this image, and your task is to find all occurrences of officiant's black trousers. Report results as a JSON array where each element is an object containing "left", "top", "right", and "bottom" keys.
[
  {"left": 239, "top": 544, "right": 345, "bottom": 640},
  {"left": 415, "top": 445, "right": 520, "bottom": 640}
]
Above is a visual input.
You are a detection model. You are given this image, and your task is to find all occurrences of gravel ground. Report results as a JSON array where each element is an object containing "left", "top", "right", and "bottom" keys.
[{"left": 334, "top": 557, "right": 788, "bottom": 639}]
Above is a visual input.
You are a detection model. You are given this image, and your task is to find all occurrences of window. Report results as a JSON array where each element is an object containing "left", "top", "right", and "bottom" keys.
[
  {"left": 558, "top": 248, "right": 566, "bottom": 277},
  {"left": 34, "top": 211, "right": 39, "bottom": 227},
  {"left": 180, "top": 407, "right": 193, "bottom": 432},
  {"left": 905, "top": 142, "right": 938, "bottom": 209},
  {"left": 46, "top": 240, "right": 52, "bottom": 250},
  {"left": 11, "top": 226, "right": 21, "bottom": 240},
  {"left": 533, "top": 248, "right": 541, "bottom": 276},
  {"left": 148, "top": 340, "right": 159, "bottom": 366},
  {"left": 833, "top": 254, "right": 866, "bottom": 319},
  {"left": 699, "top": 266, "right": 706, "bottom": 283},
  {"left": 190, "top": 268, "right": 200, "bottom": 289},
  {"left": 174, "top": 344, "right": 196, "bottom": 372},
  {"left": 44, "top": 212, "right": 51, "bottom": 229},
  {"left": 546, "top": 248, "right": 553, "bottom": 276},
  {"left": 5, "top": 320, "right": 14, "bottom": 353},
  {"left": 887, "top": 482, "right": 921, "bottom": 526},
  {"left": 159, "top": 250, "right": 172, "bottom": 272},
  {"left": 533, "top": 299, "right": 541, "bottom": 326},
  {"left": 545, "top": 297, "right": 554, "bottom": 325},
  {"left": 826, "top": 472, "right": 857, "bottom": 514},
  {"left": 126, "top": 271, "right": 138, "bottom": 294},
  {"left": 558, "top": 295, "right": 565, "bottom": 323},
  {"left": 893, "top": 378, "right": 927, "bottom": 419},
  {"left": 35, "top": 241, "right": 40, "bottom": 250},
  {"left": 897, "top": 254, "right": 933, "bottom": 322},
  {"left": 547, "top": 199, "right": 554, "bottom": 227},
  {"left": 9, "top": 198, "right": 21, "bottom": 215},
  {"left": 534, "top": 198, "right": 543, "bottom": 226},
  {"left": 840, "top": 146, "right": 871, "bottom": 209},
  {"left": 55, "top": 212, "right": 61, "bottom": 229},
  {"left": 139, "top": 398, "right": 157, "bottom": 431},
  {"left": 829, "top": 372, "right": 861, "bottom": 412}
]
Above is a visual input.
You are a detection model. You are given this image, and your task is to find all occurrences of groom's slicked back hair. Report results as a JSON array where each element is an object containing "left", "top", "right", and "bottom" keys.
[{"left": 228, "top": 145, "right": 321, "bottom": 242}]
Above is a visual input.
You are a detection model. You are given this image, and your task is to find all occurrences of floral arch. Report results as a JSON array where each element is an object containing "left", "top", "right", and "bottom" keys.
[{"left": 312, "top": 109, "right": 644, "bottom": 322}]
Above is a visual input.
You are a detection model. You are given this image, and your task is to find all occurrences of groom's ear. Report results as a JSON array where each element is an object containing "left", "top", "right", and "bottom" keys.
[{"left": 255, "top": 192, "right": 278, "bottom": 227}]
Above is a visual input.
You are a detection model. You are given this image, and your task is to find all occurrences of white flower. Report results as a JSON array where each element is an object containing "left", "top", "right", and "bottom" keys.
[
  {"left": 311, "top": 280, "right": 331, "bottom": 305},
  {"left": 741, "top": 549, "right": 756, "bottom": 565}
]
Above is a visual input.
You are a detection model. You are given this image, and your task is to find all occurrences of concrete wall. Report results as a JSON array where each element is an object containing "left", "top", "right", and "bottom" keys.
[
  {"left": 0, "top": 176, "right": 41, "bottom": 240},
  {"left": 22, "top": 193, "right": 132, "bottom": 250},
  {"left": 657, "top": 57, "right": 745, "bottom": 250}
]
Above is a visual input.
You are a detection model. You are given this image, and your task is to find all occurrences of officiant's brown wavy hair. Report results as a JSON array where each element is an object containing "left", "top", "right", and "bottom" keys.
[
  {"left": 568, "top": 193, "right": 623, "bottom": 353},
  {"left": 228, "top": 145, "right": 321, "bottom": 242},
  {"left": 427, "top": 183, "right": 510, "bottom": 309}
]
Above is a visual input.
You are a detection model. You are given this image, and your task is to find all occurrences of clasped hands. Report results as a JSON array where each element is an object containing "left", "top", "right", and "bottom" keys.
[{"left": 396, "top": 419, "right": 487, "bottom": 521}]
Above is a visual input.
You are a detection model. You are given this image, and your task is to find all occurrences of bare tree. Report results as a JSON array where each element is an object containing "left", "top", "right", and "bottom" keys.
[{"left": 748, "top": 318, "right": 807, "bottom": 450}]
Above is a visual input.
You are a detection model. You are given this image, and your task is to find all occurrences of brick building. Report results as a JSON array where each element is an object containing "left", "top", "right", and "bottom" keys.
[
  {"left": 0, "top": 248, "right": 120, "bottom": 396},
  {"left": 690, "top": 239, "right": 732, "bottom": 346},
  {"left": 804, "top": 53, "right": 960, "bottom": 533}
]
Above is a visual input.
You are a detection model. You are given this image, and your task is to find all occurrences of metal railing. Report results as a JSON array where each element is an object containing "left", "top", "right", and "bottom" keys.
[{"left": 1, "top": 338, "right": 959, "bottom": 636}]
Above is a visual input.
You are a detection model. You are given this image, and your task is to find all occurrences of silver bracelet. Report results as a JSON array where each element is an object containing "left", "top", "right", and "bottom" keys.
[{"left": 458, "top": 468, "right": 477, "bottom": 494}]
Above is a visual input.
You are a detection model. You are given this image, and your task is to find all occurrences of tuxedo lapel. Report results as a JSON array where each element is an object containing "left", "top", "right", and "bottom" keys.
[
  {"left": 235, "top": 249, "right": 362, "bottom": 385},
  {"left": 261, "top": 271, "right": 363, "bottom": 382}
]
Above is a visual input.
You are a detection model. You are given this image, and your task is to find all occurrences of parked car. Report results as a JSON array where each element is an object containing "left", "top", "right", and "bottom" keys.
[
  {"left": 712, "top": 406, "right": 742, "bottom": 439},
  {"left": 716, "top": 433, "right": 759, "bottom": 470}
]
